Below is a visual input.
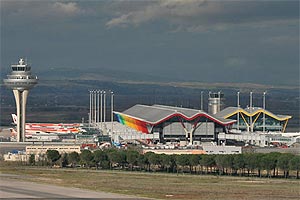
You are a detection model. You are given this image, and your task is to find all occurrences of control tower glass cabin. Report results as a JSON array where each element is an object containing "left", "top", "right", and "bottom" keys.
[
  {"left": 208, "top": 92, "right": 224, "bottom": 115},
  {"left": 3, "top": 58, "right": 38, "bottom": 142}
]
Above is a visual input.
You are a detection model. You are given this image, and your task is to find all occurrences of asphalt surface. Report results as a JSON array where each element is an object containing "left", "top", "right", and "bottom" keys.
[{"left": 0, "top": 174, "right": 148, "bottom": 199}]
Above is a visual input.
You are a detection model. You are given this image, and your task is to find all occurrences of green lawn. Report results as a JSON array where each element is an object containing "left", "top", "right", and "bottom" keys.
[{"left": 0, "top": 165, "right": 299, "bottom": 200}]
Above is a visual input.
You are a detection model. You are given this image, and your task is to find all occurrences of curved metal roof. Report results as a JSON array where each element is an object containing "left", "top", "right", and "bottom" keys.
[
  {"left": 115, "top": 104, "right": 235, "bottom": 126},
  {"left": 215, "top": 106, "right": 291, "bottom": 121}
]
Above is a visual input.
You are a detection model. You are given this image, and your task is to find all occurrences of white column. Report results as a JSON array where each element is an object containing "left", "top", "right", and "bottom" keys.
[
  {"left": 22, "top": 90, "right": 29, "bottom": 142},
  {"left": 263, "top": 92, "right": 266, "bottom": 133},
  {"left": 13, "top": 90, "right": 21, "bottom": 142}
]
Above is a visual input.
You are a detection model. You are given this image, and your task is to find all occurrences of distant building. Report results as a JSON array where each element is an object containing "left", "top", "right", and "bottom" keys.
[
  {"left": 26, "top": 145, "right": 81, "bottom": 155},
  {"left": 3, "top": 151, "right": 28, "bottom": 162}
]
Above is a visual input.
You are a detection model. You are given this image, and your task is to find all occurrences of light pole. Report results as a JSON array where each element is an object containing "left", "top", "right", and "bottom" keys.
[
  {"left": 250, "top": 91, "right": 253, "bottom": 132},
  {"left": 237, "top": 91, "right": 240, "bottom": 131},
  {"left": 200, "top": 91, "right": 203, "bottom": 111},
  {"left": 89, "top": 90, "right": 92, "bottom": 128},
  {"left": 94, "top": 90, "right": 97, "bottom": 124},
  {"left": 111, "top": 91, "right": 114, "bottom": 135},
  {"left": 91, "top": 90, "right": 94, "bottom": 124},
  {"left": 103, "top": 91, "right": 106, "bottom": 130},
  {"left": 100, "top": 90, "right": 103, "bottom": 130},
  {"left": 263, "top": 91, "right": 266, "bottom": 133},
  {"left": 97, "top": 90, "right": 100, "bottom": 126}
]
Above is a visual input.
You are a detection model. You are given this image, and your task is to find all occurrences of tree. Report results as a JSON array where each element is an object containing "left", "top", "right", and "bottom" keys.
[
  {"left": 223, "top": 155, "right": 234, "bottom": 175},
  {"left": 289, "top": 155, "right": 300, "bottom": 179},
  {"left": 215, "top": 155, "right": 226, "bottom": 175},
  {"left": 137, "top": 154, "right": 149, "bottom": 171},
  {"left": 269, "top": 152, "right": 281, "bottom": 177},
  {"left": 200, "top": 155, "right": 215, "bottom": 174},
  {"left": 46, "top": 150, "right": 60, "bottom": 166},
  {"left": 80, "top": 149, "right": 94, "bottom": 168},
  {"left": 277, "top": 153, "right": 294, "bottom": 178},
  {"left": 28, "top": 154, "right": 35, "bottom": 166},
  {"left": 68, "top": 152, "right": 80, "bottom": 168},
  {"left": 126, "top": 150, "right": 139, "bottom": 171},
  {"left": 233, "top": 154, "right": 245, "bottom": 176},
  {"left": 93, "top": 150, "right": 108, "bottom": 169},
  {"left": 146, "top": 152, "right": 160, "bottom": 171},
  {"left": 176, "top": 154, "right": 190, "bottom": 173},
  {"left": 160, "top": 154, "right": 176, "bottom": 173},
  {"left": 189, "top": 155, "right": 200, "bottom": 173},
  {"left": 59, "top": 153, "right": 68, "bottom": 168},
  {"left": 107, "top": 149, "right": 126, "bottom": 169},
  {"left": 260, "top": 153, "right": 279, "bottom": 178},
  {"left": 244, "top": 153, "right": 259, "bottom": 177}
]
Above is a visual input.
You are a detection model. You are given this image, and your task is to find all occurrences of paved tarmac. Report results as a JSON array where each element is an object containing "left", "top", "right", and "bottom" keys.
[{"left": 0, "top": 174, "right": 148, "bottom": 199}]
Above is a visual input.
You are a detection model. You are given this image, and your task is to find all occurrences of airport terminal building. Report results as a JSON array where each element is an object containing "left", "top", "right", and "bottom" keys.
[
  {"left": 114, "top": 104, "right": 235, "bottom": 144},
  {"left": 216, "top": 107, "right": 291, "bottom": 132},
  {"left": 114, "top": 95, "right": 292, "bottom": 145}
]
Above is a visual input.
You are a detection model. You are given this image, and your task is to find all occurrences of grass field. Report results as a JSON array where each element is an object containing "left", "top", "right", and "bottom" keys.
[{"left": 0, "top": 165, "right": 299, "bottom": 200}]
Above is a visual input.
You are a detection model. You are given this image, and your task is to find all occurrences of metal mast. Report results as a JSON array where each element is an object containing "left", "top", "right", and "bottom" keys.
[
  {"left": 263, "top": 91, "right": 266, "bottom": 133},
  {"left": 89, "top": 90, "right": 92, "bottom": 128},
  {"left": 97, "top": 90, "right": 100, "bottom": 125},
  {"left": 111, "top": 91, "right": 114, "bottom": 135},
  {"left": 250, "top": 92, "right": 253, "bottom": 132},
  {"left": 103, "top": 91, "right": 106, "bottom": 129},
  {"left": 200, "top": 91, "right": 203, "bottom": 110},
  {"left": 237, "top": 91, "right": 240, "bottom": 130},
  {"left": 100, "top": 90, "right": 103, "bottom": 130}
]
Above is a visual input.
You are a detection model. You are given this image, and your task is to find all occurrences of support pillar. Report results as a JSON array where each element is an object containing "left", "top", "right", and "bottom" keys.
[{"left": 13, "top": 90, "right": 28, "bottom": 142}]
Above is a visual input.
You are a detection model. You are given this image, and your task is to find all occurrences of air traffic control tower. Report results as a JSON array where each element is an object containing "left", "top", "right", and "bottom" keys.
[{"left": 3, "top": 58, "right": 38, "bottom": 142}]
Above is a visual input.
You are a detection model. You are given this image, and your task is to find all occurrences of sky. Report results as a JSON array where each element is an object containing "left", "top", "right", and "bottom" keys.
[{"left": 1, "top": 0, "right": 299, "bottom": 86}]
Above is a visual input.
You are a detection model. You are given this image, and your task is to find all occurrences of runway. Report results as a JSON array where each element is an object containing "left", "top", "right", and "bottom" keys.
[{"left": 0, "top": 174, "right": 148, "bottom": 199}]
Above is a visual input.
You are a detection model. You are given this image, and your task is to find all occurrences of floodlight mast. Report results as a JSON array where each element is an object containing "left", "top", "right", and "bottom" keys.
[
  {"left": 263, "top": 92, "right": 266, "bottom": 133},
  {"left": 89, "top": 90, "right": 92, "bottom": 128},
  {"left": 97, "top": 90, "right": 100, "bottom": 126},
  {"left": 250, "top": 92, "right": 253, "bottom": 132},
  {"left": 237, "top": 91, "right": 240, "bottom": 131},
  {"left": 3, "top": 58, "right": 38, "bottom": 142},
  {"left": 103, "top": 91, "right": 106, "bottom": 131},
  {"left": 200, "top": 91, "right": 203, "bottom": 111},
  {"left": 111, "top": 91, "right": 114, "bottom": 135},
  {"left": 100, "top": 90, "right": 103, "bottom": 130}
]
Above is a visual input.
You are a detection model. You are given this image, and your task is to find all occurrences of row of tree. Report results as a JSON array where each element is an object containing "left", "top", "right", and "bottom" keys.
[{"left": 41, "top": 149, "right": 300, "bottom": 179}]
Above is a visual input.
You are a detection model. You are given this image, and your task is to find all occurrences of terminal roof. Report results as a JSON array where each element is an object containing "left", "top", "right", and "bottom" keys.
[
  {"left": 216, "top": 106, "right": 291, "bottom": 121},
  {"left": 118, "top": 104, "right": 235, "bottom": 125}
]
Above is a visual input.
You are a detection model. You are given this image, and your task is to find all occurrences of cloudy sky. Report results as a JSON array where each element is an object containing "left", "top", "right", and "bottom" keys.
[{"left": 1, "top": 0, "right": 299, "bottom": 85}]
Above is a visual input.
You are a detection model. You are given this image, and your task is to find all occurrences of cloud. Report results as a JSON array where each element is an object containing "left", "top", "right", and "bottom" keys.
[
  {"left": 1, "top": 1, "right": 86, "bottom": 20},
  {"left": 262, "top": 35, "right": 299, "bottom": 45},
  {"left": 225, "top": 57, "right": 247, "bottom": 68},
  {"left": 52, "top": 2, "right": 82, "bottom": 16},
  {"left": 105, "top": 0, "right": 299, "bottom": 32}
]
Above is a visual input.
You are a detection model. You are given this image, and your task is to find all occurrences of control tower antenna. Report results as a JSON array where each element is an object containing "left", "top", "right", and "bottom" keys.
[{"left": 3, "top": 58, "right": 38, "bottom": 142}]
